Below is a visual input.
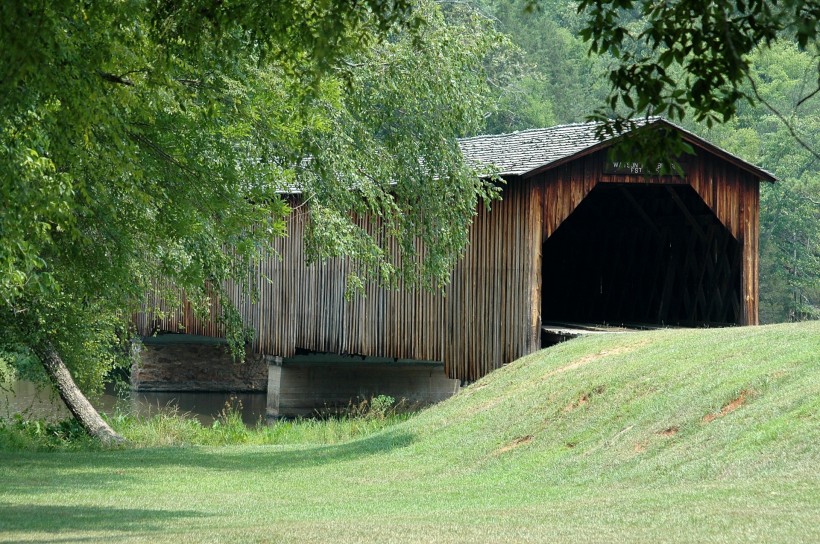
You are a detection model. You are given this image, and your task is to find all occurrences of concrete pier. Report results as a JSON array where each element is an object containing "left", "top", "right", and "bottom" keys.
[
  {"left": 266, "top": 354, "right": 460, "bottom": 418},
  {"left": 133, "top": 336, "right": 460, "bottom": 418}
]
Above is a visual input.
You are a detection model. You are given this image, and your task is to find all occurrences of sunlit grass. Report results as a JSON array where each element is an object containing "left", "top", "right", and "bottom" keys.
[
  {"left": 1, "top": 321, "right": 818, "bottom": 543},
  {"left": 112, "top": 400, "right": 411, "bottom": 447}
]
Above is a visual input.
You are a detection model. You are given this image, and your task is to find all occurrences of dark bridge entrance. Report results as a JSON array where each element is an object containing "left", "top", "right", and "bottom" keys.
[{"left": 541, "top": 183, "right": 742, "bottom": 328}]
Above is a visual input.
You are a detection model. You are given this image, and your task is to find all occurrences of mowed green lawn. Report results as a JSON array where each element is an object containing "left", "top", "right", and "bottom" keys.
[{"left": 1, "top": 322, "right": 819, "bottom": 543}]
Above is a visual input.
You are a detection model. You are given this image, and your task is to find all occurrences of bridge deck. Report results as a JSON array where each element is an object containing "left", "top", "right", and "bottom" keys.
[{"left": 541, "top": 322, "right": 661, "bottom": 346}]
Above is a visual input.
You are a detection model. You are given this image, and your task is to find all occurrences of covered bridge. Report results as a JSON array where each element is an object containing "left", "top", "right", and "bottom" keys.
[{"left": 134, "top": 119, "right": 774, "bottom": 414}]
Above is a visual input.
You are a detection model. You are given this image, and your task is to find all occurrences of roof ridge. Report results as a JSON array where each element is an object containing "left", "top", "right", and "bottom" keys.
[
  {"left": 457, "top": 116, "right": 773, "bottom": 181},
  {"left": 459, "top": 117, "right": 668, "bottom": 142},
  {"left": 458, "top": 120, "right": 602, "bottom": 142}
]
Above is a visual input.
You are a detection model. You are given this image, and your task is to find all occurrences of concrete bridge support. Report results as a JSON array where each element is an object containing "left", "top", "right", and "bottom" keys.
[{"left": 265, "top": 354, "right": 460, "bottom": 418}]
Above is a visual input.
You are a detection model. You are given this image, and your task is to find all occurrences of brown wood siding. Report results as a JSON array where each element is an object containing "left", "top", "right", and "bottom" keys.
[
  {"left": 135, "top": 183, "right": 542, "bottom": 382},
  {"left": 135, "top": 144, "right": 761, "bottom": 382},
  {"left": 686, "top": 153, "right": 760, "bottom": 325}
]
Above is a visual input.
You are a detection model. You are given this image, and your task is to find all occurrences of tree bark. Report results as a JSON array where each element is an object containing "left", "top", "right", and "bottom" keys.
[{"left": 35, "top": 342, "right": 125, "bottom": 445}]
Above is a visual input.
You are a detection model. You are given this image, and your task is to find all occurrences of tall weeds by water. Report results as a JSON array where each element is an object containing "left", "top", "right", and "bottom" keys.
[{"left": 0, "top": 395, "right": 413, "bottom": 450}]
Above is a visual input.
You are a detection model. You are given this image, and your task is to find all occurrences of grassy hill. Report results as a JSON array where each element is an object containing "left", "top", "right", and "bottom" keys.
[
  {"left": 405, "top": 321, "right": 820, "bottom": 481},
  {"left": 1, "top": 322, "right": 818, "bottom": 542}
]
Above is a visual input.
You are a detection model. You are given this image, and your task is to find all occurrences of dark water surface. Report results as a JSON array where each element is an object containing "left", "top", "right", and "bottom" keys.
[{"left": 0, "top": 380, "right": 267, "bottom": 426}]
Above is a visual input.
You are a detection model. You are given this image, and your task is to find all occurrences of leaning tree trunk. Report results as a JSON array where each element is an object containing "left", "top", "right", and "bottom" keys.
[{"left": 35, "top": 342, "right": 125, "bottom": 445}]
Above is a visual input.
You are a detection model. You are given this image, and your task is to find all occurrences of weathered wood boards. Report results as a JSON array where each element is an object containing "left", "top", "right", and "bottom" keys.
[
  {"left": 135, "top": 183, "right": 542, "bottom": 382},
  {"left": 136, "top": 121, "right": 767, "bottom": 382}
]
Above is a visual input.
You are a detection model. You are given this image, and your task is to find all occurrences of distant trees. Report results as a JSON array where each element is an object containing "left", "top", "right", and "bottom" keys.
[{"left": 476, "top": 0, "right": 610, "bottom": 132}]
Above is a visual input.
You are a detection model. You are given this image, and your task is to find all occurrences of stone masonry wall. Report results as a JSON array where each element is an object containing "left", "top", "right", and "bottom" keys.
[{"left": 132, "top": 339, "right": 268, "bottom": 392}]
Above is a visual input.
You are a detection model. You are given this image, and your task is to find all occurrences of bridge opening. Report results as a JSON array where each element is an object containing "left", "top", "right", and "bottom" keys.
[{"left": 541, "top": 183, "right": 742, "bottom": 331}]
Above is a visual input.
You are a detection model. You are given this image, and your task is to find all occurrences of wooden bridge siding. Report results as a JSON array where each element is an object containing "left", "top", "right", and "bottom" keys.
[
  {"left": 136, "top": 282, "right": 228, "bottom": 339},
  {"left": 135, "top": 146, "right": 760, "bottom": 379},
  {"left": 741, "top": 182, "right": 760, "bottom": 325},
  {"left": 537, "top": 159, "right": 599, "bottom": 240},
  {"left": 443, "top": 180, "right": 541, "bottom": 380},
  {"left": 136, "top": 185, "right": 542, "bottom": 382},
  {"left": 531, "top": 149, "right": 760, "bottom": 325},
  {"left": 241, "top": 207, "right": 451, "bottom": 361},
  {"left": 685, "top": 153, "right": 760, "bottom": 325}
]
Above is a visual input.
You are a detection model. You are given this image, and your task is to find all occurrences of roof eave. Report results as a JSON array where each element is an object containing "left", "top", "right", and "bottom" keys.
[
  {"left": 519, "top": 138, "right": 613, "bottom": 180},
  {"left": 664, "top": 120, "right": 777, "bottom": 182},
  {"left": 519, "top": 119, "right": 777, "bottom": 183}
]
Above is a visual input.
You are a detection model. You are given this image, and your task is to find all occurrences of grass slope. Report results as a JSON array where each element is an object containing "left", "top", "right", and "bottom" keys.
[{"left": 1, "top": 322, "right": 819, "bottom": 543}]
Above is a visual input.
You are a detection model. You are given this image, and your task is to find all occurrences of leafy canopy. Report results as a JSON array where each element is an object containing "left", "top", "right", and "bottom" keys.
[
  {"left": 0, "top": 0, "right": 506, "bottom": 390},
  {"left": 572, "top": 0, "right": 819, "bottom": 155}
]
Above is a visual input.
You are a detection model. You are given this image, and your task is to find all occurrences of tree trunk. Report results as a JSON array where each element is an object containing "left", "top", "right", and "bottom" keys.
[{"left": 35, "top": 342, "right": 125, "bottom": 445}]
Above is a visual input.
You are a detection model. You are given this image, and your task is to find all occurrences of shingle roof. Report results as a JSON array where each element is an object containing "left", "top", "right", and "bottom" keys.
[
  {"left": 458, "top": 118, "right": 776, "bottom": 182},
  {"left": 281, "top": 119, "right": 773, "bottom": 194},
  {"left": 458, "top": 121, "right": 607, "bottom": 176}
]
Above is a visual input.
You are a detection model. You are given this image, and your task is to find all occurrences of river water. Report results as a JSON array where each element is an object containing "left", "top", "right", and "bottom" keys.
[{"left": 0, "top": 380, "right": 268, "bottom": 426}]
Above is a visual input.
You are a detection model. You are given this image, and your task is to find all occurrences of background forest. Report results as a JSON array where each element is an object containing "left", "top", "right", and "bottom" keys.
[{"left": 476, "top": 0, "right": 820, "bottom": 324}]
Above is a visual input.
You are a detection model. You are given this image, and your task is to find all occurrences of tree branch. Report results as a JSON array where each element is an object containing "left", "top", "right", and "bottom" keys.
[
  {"left": 796, "top": 85, "right": 820, "bottom": 108},
  {"left": 746, "top": 73, "right": 820, "bottom": 162},
  {"left": 127, "top": 130, "right": 194, "bottom": 174},
  {"left": 98, "top": 70, "right": 135, "bottom": 86},
  {"left": 175, "top": 78, "right": 202, "bottom": 87},
  {"left": 717, "top": 12, "right": 820, "bottom": 162}
]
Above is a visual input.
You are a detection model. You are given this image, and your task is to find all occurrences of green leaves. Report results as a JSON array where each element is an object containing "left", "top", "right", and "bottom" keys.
[
  {"left": 0, "top": 0, "right": 506, "bottom": 392},
  {"left": 295, "top": 1, "right": 505, "bottom": 289},
  {"left": 573, "top": 0, "right": 813, "bottom": 129}
]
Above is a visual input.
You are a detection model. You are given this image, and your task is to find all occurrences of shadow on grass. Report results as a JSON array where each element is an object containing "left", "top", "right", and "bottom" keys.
[
  {"left": 0, "top": 428, "right": 416, "bottom": 497},
  {"left": 0, "top": 503, "right": 208, "bottom": 535},
  {"left": 162, "top": 427, "right": 415, "bottom": 469}
]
